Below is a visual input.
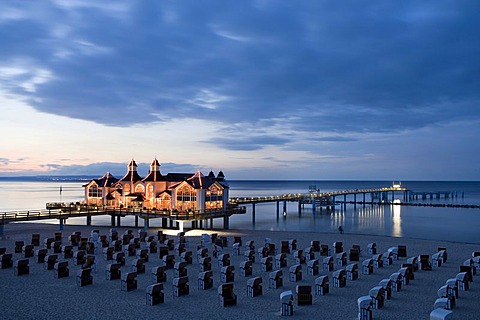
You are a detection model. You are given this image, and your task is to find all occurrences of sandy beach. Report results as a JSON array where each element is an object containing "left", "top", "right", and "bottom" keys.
[{"left": 0, "top": 222, "right": 478, "bottom": 320}]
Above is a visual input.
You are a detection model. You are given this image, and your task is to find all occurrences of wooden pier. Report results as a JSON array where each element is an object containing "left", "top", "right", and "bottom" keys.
[{"left": 0, "top": 204, "right": 246, "bottom": 237}]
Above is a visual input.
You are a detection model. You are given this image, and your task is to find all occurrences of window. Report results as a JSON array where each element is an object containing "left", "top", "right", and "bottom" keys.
[{"left": 88, "top": 185, "right": 102, "bottom": 198}]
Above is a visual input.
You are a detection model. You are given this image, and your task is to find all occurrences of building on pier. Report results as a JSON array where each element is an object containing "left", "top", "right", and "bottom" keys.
[{"left": 84, "top": 159, "right": 229, "bottom": 212}]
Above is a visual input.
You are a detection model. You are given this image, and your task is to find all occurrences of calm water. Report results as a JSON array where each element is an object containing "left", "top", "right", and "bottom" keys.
[{"left": 1, "top": 179, "right": 479, "bottom": 244}]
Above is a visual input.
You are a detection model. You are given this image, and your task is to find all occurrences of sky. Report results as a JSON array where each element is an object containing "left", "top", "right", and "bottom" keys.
[{"left": 0, "top": 1, "right": 479, "bottom": 181}]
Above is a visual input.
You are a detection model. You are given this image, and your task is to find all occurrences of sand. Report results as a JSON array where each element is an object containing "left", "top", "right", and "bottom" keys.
[{"left": 0, "top": 222, "right": 478, "bottom": 320}]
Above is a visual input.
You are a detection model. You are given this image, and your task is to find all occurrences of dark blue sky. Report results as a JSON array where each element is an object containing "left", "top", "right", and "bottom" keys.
[{"left": 0, "top": 1, "right": 479, "bottom": 180}]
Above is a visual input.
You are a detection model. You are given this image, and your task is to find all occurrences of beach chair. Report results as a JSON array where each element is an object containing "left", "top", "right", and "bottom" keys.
[
  {"left": 266, "top": 243, "right": 276, "bottom": 256},
  {"left": 147, "top": 240, "right": 157, "bottom": 254},
  {"left": 69, "top": 232, "right": 80, "bottom": 247},
  {"left": 162, "top": 254, "right": 175, "bottom": 269},
  {"left": 152, "top": 265, "right": 167, "bottom": 283},
  {"left": 54, "top": 232, "right": 62, "bottom": 242},
  {"left": 304, "top": 246, "right": 315, "bottom": 261},
  {"left": 281, "top": 240, "right": 290, "bottom": 254},
  {"left": 456, "top": 272, "right": 469, "bottom": 291},
  {"left": 398, "top": 245, "right": 407, "bottom": 258},
  {"left": 333, "top": 269, "right": 346, "bottom": 288},
  {"left": 218, "top": 253, "right": 230, "bottom": 268},
  {"left": 369, "top": 286, "right": 385, "bottom": 309},
  {"left": 124, "top": 243, "right": 136, "bottom": 257},
  {"left": 280, "top": 290, "right": 294, "bottom": 316},
  {"left": 357, "top": 296, "right": 373, "bottom": 320},
  {"left": 0, "top": 253, "right": 13, "bottom": 269},
  {"left": 35, "top": 249, "right": 47, "bottom": 263},
  {"left": 157, "top": 231, "right": 166, "bottom": 244},
  {"left": 296, "top": 285, "right": 312, "bottom": 306},
  {"left": 373, "top": 253, "right": 383, "bottom": 268},
  {"left": 76, "top": 268, "right": 93, "bottom": 287},
  {"left": 158, "top": 245, "right": 169, "bottom": 259},
  {"left": 240, "top": 260, "right": 253, "bottom": 277},
  {"left": 432, "top": 251, "right": 444, "bottom": 267},
  {"left": 245, "top": 240, "right": 254, "bottom": 251},
  {"left": 349, "top": 247, "right": 360, "bottom": 261},
  {"left": 31, "top": 233, "right": 40, "bottom": 246},
  {"left": 113, "top": 252, "right": 125, "bottom": 266},
  {"left": 294, "top": 250, "right": 306, "bottom": 264},
  {"left": 429, "top": 308, "right": 453, "bottom": 320},
  {"left": 401, "top": 263, "right": 415, "bottom": 280},
  {"left": 446, "top": 278, "right": 458, "bottom": 299},
  {"left": 103, "top": 247, "right": 114, "bottom": 261},
  {"left": 233, "top": 243, "right": 241, "bottom": 256},
  {"left": 244, "top": 249, "right": 255, "bottom": 263},
  {"left": 82, "top": 255, "right": 96, "bottom": 271},
  {"left": 218, "top": 283, "right": 237, "bottom": 307},
  {"left": 109, "top": 229, "right": 118, "bottom": 243},
  {"left": 323, "top": 256, "right": 334, "bottom": 272},
  {"left": 22, "top": 244, "right": 34, "bottom": 258},
  {"left": 121, "top": 271, "right": 137, "bottom": 291},
  {"left": 310, "top": 240, "right": 320, "bottom": 253},
  {"left": 106, "top": 263, "right": 121, "bottom": 280},
  {"left": 336, "top": 251, "right": 347, "bottom": 267},
  {"left": 379, "top": 279, "right": 393, "bottom": 300},
  {"left": 390, "top": 272, "right": 402, "bottom": 292},
  {"left": 62, "top": 245, "right": 73, "bottom": 259},
  {"left": 346, "top": 263, "right": 359, "bottom": 280},
  {"left": 275, "top": 253, "right": 287, "bottom": 268},
  {"left": 175, "top": 243, "right": 186, "bottom": 256},
  {"left": 181, "top": 251, "right": 192, "bottom": 265},
  {"left": 198, "top": 270, "right": 213, "bottom": 290},
  {"left": 320, "top": 244, "right": 329, "bottom": 256},
  {"left": 420, "top": 255, "right": 432, "bottom": 270},
  {"left": 407, "top": 256, "right": 419, "bottom": 271},
  {"left": 45, "top": 254, "right": 58, "bottom": 270},
  {"left": 54, "top": 261, "right": 69, "bottom": 278},
  {"left": 362, "top": 259, "right": 373, "bottom": 275},
  {"left": 78, "top": 238, "right": 88, "bottom": 251},
  {"left": 333, "top": 241, "right": 343, "bottom": 254},
  {"left": 164, "top": 239, "right": 174, "bottom": 251},
  {"left": 146, "top": 283, "right": 164, "bottom": 306},
  {"left": 261, "top": 256, "right": 273, "bottom": 272},
  {"left": 136, "top": 248, "right": 149, "bottom": 263},
  {"left": 14, "top": 259, "right": 29, "bottom": 276},
  {"left": 315, "top": 275, "right": 329, "bottom": 296},
  {"left": 387, "top": 246, "right": 398, "bottom": 261},
  {"left": 383, "top": 251, "right": 393, "bottom": 266},
  {"left": 269, "top": 270, "right": 283, "bottom": 289},
  {"left": 112, "top": 240, "right": 122, "bottom": 252},
  {"left": 213, "top": 244, "right": 223, "bottom": 258},
  {"left": 289, "top": 264, "right": 302, "bottom": 282},
  {"left": 174, "top": 261, "right": 187, "bottom": 278},
  {"left": 221, "top": 265, "right": 235, "bottom": 283},
  {"left": 258, "top": 247, "right": 268, "bottom": 260},
  {"left": 307, "top": 259, "right": 319, "bottom": 276},
  {"left": 398, "top": 267, "right": 410, "bottom": 285},
  {"left": 173, "top": 276, "right": 189, "bottom": 296},
  {"left": 247, "top": 276, "right": 263, "bottom": 297},
  {"left": 367, "top": 242, "right": 377, "bottom": 255},
  {"left": 86, "top": 242, "right": 96, "bottom": 255},
  {"left": 15, "top": 241, "right": 25, "bottom": 253},
  {"left": 289, "top": 239, "right": 297, "bottom": 251},
  {"left": 44, "top": 238, "right": 54, "bottom": 250},
  {"left": 99, "top": 235, "right": 109, "bottom": 248},
  {"left": 461, "top": 261, "right": 475, "bottom": 279},
  {"left": 439, "top": 247, "right": 448, "bottom": 263},
  {"left": 200, "top": 256, "right": 212, "bottom": 272},
  {"left": 234, "top": 236, "right": 242, "bottom": 247},
  {"left": 132, "top": 258, "right": 145, "bottom": 274},
  {"left": 197, "top": 247, "right": 208, "bottom": 261}
]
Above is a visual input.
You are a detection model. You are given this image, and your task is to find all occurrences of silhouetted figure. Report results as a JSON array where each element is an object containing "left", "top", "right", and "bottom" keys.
[{"left": 338, "top": 226, "right": 344, "bottom": 234}]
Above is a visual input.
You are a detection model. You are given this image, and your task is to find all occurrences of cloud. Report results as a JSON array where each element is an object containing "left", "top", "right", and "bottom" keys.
[{"left": 0, "top": 1, "right": 479, "bottom": 149}]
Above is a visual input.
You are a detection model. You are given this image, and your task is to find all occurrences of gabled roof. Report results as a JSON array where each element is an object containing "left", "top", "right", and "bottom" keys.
[
  {"left": 165, "top": 173, "right": 193, "bottom": 182},
  {"left": 92, "top": 172, "right": 119, "bottom": 188},
  {"left": 184, "top": 171, "right": 215, "bottom": 190}
]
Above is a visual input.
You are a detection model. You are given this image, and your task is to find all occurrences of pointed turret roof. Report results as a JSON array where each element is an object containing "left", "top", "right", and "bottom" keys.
[
  {"left": 142, "top": 158, "right": 166, "bottom": 182},
  {"left": 119, "top": 159, "right": 143, "bottom": 183}
]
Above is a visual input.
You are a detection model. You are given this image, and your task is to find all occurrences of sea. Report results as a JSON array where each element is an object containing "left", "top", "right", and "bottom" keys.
[{"left": 1, "top": 178, "right": 479, "bottom": 244}]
